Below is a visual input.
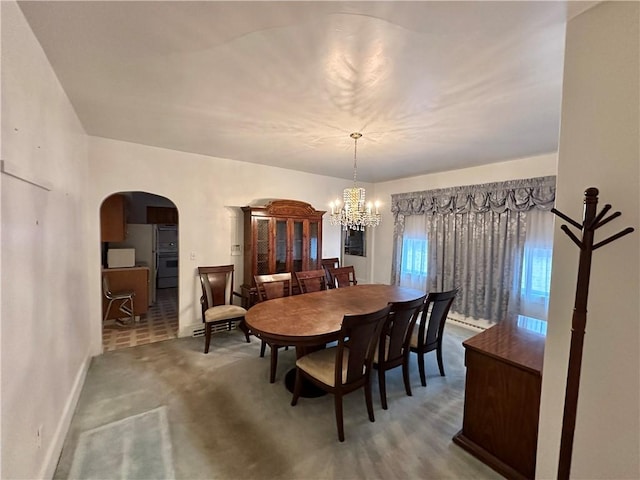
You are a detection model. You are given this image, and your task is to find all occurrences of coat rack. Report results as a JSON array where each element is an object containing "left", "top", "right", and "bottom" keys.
[{"left": 551, "top": 187, "right": 634, "bottom": 480}]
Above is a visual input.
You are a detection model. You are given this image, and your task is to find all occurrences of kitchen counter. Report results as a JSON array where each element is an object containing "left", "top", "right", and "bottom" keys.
[{"left": 102, "top": 266, "right": 149, "bottom": 320}]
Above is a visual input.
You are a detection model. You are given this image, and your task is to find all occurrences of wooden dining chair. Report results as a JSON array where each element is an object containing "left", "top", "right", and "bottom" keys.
[
  {"left": 198, "top": 265, "right": 250, "bottom": 354},
  {"left": 373, "top": 295, "right": 426, "bottom": 409},
  {"left": 321, "top": 257, "right": 340, "bottom": 288},
  {"left": 294, "top": 269, "right": 328, "bottom": 293},
  {"left": 291, "top": 305, "right": 391, "bottom": 442},
  {"left": 328, "top": 265, "right": 357, "bottom": 288},
  {"left": 410, "top": 288, "right": 459, "bottom": 386},
  {"left": 254, "top": 273, "right": 293, "bottom": 383}
]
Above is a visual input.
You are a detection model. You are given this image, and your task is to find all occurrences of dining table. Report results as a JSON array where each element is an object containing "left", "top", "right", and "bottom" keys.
[{"left": 245, "top": 283, "right": 425, "bottom": 396}]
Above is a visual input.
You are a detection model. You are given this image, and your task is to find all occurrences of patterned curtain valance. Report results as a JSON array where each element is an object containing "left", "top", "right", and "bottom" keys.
[{"left": 390, "top": 175, "right": 556, "bottom": 218}]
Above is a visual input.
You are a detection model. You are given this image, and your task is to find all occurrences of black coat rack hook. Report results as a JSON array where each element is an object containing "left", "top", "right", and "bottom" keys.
[
  {"left": 551, "top": 207, "right": 582, "bottom": 230},
  {"left": 554, "top": 187, "right": 635, "bottom": 480}
]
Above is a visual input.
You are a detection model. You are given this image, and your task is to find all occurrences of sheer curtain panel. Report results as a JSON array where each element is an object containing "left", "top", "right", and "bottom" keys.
[
  {"left": 520, "top": 208, "right": 555, "bottom": 320},
  {"left": 391, "top": 176, "right": 555, "bottom": 324}
]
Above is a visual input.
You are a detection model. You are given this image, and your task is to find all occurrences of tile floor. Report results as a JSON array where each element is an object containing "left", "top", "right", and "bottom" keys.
[{"left": 102, "top": 287, "right": 178, "bottom": 352}]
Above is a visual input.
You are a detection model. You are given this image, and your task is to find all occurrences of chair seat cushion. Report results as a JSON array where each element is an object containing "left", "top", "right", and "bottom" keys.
[
  {"left": 204, "top": 304, "right": 247, "bottom": 323},
  {"left": 110, "top": 291, "right": 135, "bottom": 300},
  {"left": 296, "top": 347, "right": 348, "bottom": 387}
]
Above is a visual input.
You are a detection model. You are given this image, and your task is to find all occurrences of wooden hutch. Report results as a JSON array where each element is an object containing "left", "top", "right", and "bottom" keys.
[{"left": 241, "top": 199, "right": 325, "bottom": 306}]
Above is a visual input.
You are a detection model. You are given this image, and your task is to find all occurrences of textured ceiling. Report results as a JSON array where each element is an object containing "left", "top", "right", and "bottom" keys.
[{"left": 18, "top": 1, "right": 588, "bottom": 182}]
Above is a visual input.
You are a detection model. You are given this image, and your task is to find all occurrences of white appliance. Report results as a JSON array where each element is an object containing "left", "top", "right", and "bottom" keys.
[
  {"left": 111, "top": 224, "right": 158, "bottom": 304},
  {"left": 107, "top": 248, "right": 135, "bottom": 268}
]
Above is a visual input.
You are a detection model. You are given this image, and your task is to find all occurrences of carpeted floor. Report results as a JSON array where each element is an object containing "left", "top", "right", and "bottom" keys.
[
  {"left": 55, "top": 324, "right": 501, "bottom": 479},
  {"left": 68, "top": 406, "right": 174, "bottom": 479}
]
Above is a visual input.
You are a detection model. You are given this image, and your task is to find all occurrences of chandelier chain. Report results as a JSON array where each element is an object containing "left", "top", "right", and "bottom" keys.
[{"left": 352, "top": 134, "right": 358, "bottom": 185}]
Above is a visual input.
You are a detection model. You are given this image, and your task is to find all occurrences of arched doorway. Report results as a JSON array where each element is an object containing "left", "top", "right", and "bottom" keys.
[{"left": 99, "top": 191, "right": 179, "bottom": 352}]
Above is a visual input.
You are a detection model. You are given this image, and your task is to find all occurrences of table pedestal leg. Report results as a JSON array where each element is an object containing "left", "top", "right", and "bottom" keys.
[
  {"left": 284, "top": 368, "right": 326, "bottom": 398},
  {"left": 283, "top": 345, "right": 328, "bottom": 398}
]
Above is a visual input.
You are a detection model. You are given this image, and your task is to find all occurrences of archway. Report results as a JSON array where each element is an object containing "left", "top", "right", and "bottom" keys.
[{"left": 99, "top": 191, "right": 179, "bottom": 352}]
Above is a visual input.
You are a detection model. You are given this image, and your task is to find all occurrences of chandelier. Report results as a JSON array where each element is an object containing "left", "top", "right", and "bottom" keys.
[{"left": 329, "top": 132, "right": 381, "bottom": 231}]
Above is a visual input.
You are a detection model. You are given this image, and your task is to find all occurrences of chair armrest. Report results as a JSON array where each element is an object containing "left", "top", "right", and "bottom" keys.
[
  {"left": 232, "top": 291, "right": 245, "bottom": 307},
  {"left": 200, "top": 295, "right": 207, "bottom": 321}
]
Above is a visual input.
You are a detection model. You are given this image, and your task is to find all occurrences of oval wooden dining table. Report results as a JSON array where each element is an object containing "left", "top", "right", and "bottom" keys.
[{"left": 245, "top": 284, "right": 425, "bottom": 395}]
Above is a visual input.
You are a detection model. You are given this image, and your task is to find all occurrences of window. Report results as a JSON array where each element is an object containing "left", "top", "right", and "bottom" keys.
[
  {"left": 344, "top": 229, "right": 366, "bottom": 256},
  {"left": 520, "top": 209, "right": 554, "bottom": 320},
  {"left": 401, "top": 238, "right": 428, "bottom": 276},
  {"left": 398, "top": 215, "right": 429, "bottom": 291},
  {"left": 521, "top": 247, "right": 552, "bottom": 297}
]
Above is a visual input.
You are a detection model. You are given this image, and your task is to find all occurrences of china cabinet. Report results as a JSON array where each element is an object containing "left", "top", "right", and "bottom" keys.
[{"left": 241, "top": 200, "right": 324, "bottom": 306}]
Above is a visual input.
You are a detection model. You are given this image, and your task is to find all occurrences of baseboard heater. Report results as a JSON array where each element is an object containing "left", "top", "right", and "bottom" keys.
[
  {"left": 447, "top": 316, "right": 488, "bottom": 331},
  {"left": 191, "top": 320, "right": 243, "bottom": 337}
]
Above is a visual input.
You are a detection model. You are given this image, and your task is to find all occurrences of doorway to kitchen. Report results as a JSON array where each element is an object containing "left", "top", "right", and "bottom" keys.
[{"left": 100, "top": 191, "right": 179, "bottom": 352}]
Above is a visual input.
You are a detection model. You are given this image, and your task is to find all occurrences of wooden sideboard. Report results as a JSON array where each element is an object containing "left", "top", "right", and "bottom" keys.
[
  {"left": 102, "top": 267, "right": 149, "bottom": 320},
  {"left": 453, "top": 317, "right": 546, "bottom": 480}
]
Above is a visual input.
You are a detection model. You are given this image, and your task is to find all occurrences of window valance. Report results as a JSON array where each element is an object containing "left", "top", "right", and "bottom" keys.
[{"left": 390, "top": 175, "right": 556, "bottom": 218}]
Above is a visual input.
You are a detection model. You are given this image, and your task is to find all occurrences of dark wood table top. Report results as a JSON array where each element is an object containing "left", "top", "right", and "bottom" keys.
[
  {"left": 462, "top": 316, "right": 546, "bottom": 375},
  {"left": 245, "top": 284, "right": 425, "bottom": 347}
]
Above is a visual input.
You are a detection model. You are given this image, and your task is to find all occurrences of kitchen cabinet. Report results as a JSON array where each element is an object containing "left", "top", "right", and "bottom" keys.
[
  {"left": 452, "top": 318, "right": 546, "bottom": 480},
  {"left": 146, "top": 206, "right": 178, "bottom": 224},
  {"left": 241, "top": 200, "right": 324, "bottom": 306},
  {"left": 100, "top": 194, "right": 126, "bottom": 242},
  {"left": 102, "top": 267, "right": 149, "bottom": 320}
]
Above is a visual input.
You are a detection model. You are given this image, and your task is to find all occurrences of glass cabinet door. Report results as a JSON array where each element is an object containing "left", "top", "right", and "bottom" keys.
[
  {"left": 308, "top": 220, "right": 320, "bottom": 270},
  {"left": 275, "top": 219, "right": 288, "bottom": 273},
  {"left": 255, "top": 218, "right": 270, "bottom": 275},
  {"left": 292, "top": 220, "right": 304, "bottom": 272}
]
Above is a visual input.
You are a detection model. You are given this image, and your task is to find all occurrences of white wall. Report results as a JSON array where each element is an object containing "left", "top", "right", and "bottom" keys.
[
  {"left": 1, "top": 2, "right": 92, "bottom": 478},
  {"left": 88, "top": 136, "right": 353, "bottom": 347},
  {"left": 371, "top": 153, "right": 558, "bottom": 284},
  {"left": 537, "top": 2, "right": 639, "bottom": 478}
]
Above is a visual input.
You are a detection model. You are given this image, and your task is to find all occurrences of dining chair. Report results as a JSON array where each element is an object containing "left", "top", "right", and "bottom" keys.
[
  {"left": 327, "top": 265, "right": 357, "bottom": 288},
  {"left": 410, "top": 288, "right": 459, "bottom": 386},
  {"left": 102, "top": 275, "right": 135, "bottom": 325},
  {"left": 254, "top": 272, "right": 293, "bottom": 383},
  {"left": 291, "top": 305, "right": 391, "bottom": 442},
  {"left": 321, "top": 257, "right": 340, "bottom": 288},
  {"left": 373, "top": 295, "right": 426, "bottom": 409},
  {"left": 294, "top": 269, "right": 328, "bottom": 293},
  {"left": 198, "top": 265, "right": 250, "bottom": 354}
]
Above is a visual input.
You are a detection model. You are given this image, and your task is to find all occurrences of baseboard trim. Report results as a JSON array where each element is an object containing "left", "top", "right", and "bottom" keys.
[
  {"left": 179, "top": 321, "right": 243, "bottom": 338},
  {"left": 39, "top": 354, "right": 91, "bottom": 480}
]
